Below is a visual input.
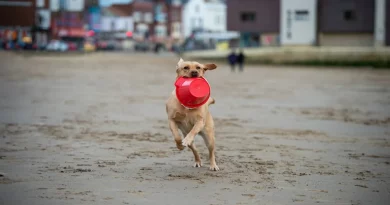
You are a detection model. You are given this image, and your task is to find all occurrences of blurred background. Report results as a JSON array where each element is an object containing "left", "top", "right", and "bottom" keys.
[{"left": 0, "top": 0, "right": 388, "bottom": 54}]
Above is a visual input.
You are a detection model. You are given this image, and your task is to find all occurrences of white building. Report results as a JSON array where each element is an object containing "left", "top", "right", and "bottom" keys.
[
  {"left": 182, "top": 0, "right": 226, "bottom": 38},
  {"left": 374, "top": 0, "right": 386, "bottom": 47},
  {"left": 280, "top": 0, "right": 317, "bottom": 46}
]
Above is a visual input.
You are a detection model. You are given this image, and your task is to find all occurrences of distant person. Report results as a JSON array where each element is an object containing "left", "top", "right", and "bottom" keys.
[
  {"left": 236, "top": 49, "right": 246, "bottom": 72},
  {"left": 154, "top": 43, "right": 161, "bottom": 53},
  {"left": 227, "top": 50, "right": 237, "bottom": 72}
]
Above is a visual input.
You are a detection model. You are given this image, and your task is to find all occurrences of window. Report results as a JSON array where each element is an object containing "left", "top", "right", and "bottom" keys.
[
  {"left": 133, "top": 12, "right": 141, "bottom": 22},
  {"left": 50, "top": 0, "right": 60, "bottom": 11},
  {"left": 175, "top": 24, "right": 181, "bottom": 33},
  {"left": 144, "top": 12, "right": 153, "bottom": 23},
  {"left": 136, "top": 24, "right": 148, "bottom": 33},
  {"left": 295, "top": 10, "right": 309, "bottom": 21},
  {"left": 172, "top": 23, "right": 181, "bottom": 34},
  {"left": 172, "top": 0, "right": 181, "bottom": 6},
  {"left": 37, "top": 0, "right": 45, "bottom": 7},
  {"left": 344, "top": 10, "right": 356, "bottom": 21},
  {"left": 127, "top": 20, "right": 132, "bottom": 31},
  {"left": 111, "top": 21, "right": 115, "bottom": 31},
  {"left": 195, "top": 5, "right": 199, "bottom": 12},
  {"left": 172, "top": 10, "right": 178, "bottom": 21},
  {"left": 155, "top": 25, "right": 167, "bottom": 37},
  {"left": 215, "top": 16, "right": 220, "bottom": 24},
  {"left": 240, "top": 12, "right": 256, "bottom": 22},
  {"left": 191, "top": 18, "right": 196, "bottom": 28}
]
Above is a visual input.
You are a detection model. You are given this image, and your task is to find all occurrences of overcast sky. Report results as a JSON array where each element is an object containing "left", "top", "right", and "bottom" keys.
[{"left": 99, "top": 0, "right": 132, "bottom": 7}]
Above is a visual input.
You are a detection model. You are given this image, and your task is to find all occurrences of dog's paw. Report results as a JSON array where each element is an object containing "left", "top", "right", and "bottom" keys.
[
  {"left": 181, "top": 137, "right": 193, "bottom": 147},
  {"left": 176, "top": 142, "right": 185, "bottom": 150},
  {"left": 193, "top": 162, "right": 202, "bottom": 168},
  {"left": 209, "top": 164, "right": 220, "bottom": 171}
]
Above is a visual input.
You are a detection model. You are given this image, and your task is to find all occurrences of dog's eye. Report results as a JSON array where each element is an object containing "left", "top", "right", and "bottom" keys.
[
  {"left": 184, "top": 66, "right": 189, "bottom": 70},
  {"left": 196, "top": 66, "right": 201, "bottom": 70}
]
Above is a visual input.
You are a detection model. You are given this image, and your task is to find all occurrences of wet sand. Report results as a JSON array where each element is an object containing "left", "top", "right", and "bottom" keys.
[{"left": 0, "top": 52, "right": 389, "bottom": 205}]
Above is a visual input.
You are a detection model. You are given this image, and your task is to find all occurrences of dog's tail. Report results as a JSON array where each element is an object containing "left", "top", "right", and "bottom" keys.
[{"left": 207, "top": 97, "right": 215, "bottom": 106}]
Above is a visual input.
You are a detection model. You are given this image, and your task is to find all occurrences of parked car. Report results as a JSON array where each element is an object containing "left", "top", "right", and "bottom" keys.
[
  {"left": 84, "top": 41, "right": 96, "bottom": 52},
  {"left": 96, "top": 41, "right": 107, "bottom": 50},
  {"left": 67, "top": 42, "right": 78, "bottom": 51},
  {"left": 122, "top": 39, "right": 135, "bottom": 51},
  {"left": 21, "top": 36, "right": 36, "bottom": 50},
  {"left": 97, "top": 40, "right": 116, "bottom": 50},
  {"left": 134, "top": 41, "right": 151, "bottom": 52},
  {"left": 46, "top": 40, "right": 68, "bottom": 52},
  {"left": 23, "top": 43, "right": 37, "bottom": 50}
]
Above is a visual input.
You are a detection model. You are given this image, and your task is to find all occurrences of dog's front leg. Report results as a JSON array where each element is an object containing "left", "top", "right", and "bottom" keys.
[
  {"left": 182, "top": 120, "right": 204, "bottom": 147},
  {"left": 169, "top": 120, "right": 185, "bottom": 150}
]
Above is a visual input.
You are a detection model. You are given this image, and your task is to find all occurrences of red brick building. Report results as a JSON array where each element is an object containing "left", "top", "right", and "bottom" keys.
[
  {"left": 0, "top": 0, "right": 54, "bottom": 47},
  {"left": 0, "top": 0, "right": 36, "bottom": 27},
  {"left": 166, "top": 0, "right": 182, "bottom": 40},
  {"left": 111, "top": 0, "right": 156, "bottom": 39},
  {"left": 109, "top": 0, "right": 182, "bottom": 41},
  {"left": 0, "top": 0, "right": 37, "bottom": 42}
]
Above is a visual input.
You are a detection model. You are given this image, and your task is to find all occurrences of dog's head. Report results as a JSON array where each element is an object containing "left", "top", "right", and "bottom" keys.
[{"left": 176, "top": 58, "right": 217, "bottom": 78}]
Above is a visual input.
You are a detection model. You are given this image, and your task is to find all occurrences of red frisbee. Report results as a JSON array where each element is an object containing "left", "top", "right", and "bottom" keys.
[{"left": 175, "top": 77, "right": 211, "bottom": 109}]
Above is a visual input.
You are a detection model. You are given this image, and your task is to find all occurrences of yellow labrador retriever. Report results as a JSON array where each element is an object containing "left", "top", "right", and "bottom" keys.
[{"left": 166, "top": 58, "right": 219, "bottom": 171}]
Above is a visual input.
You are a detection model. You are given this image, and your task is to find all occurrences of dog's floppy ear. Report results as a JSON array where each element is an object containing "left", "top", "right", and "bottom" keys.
[{"left": 204, "top": 63, "right": 217, "bottom": 71}]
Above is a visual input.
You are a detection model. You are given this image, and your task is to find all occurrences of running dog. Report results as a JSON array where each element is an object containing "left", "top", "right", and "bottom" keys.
[{"left": 165, "top": 58, "right": 219, "bottom": 171}]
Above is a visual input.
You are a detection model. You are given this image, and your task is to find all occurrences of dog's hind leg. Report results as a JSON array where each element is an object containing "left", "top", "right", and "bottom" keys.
[{"left": 200, "top": 118, "right": 219, "bottom": 171}]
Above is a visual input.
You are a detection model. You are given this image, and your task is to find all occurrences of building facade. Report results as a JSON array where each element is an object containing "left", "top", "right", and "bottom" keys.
[
  {"left": 0, "top": 0, "right": 36, "bottom": 29},
  {"left": 280, "top": 0, "right": 317, "bottom": 46},
  {"left": 110, "top": 0, "right": 185, "bottom": 42},
  {"left": 85, "top": 0, "right": 101, "bottom": 33},
  {"left": 204, "top": 0, "right": 226, "bottom": 34},
  {"left": 386, "top": 0, "right": 390, "bottom": 46},
  {"left": 111, "top": 0, "right": 155, "bottom": 40},
  {"left": 318, "top": 0, "right": 375, "bottom": 46},
  {"left": 227, "top": 0, "right": 280, "bottom": 47},
  {"left": 34, "top": 0, "right": 52, "bottom": 47},
  {"left": 166, "top": 0, "right": 183, "bottom": 40},
  {"left": 227, "top": 0, "right": 389, "bottom": 47},
  {"left": 50, "top": 0, "right": 86, "bottom": 42},
  {"left": 183, "top": 0, "right": 227, "bottom": 38},
  {"left": 0, "top": 0, "right": 37, "bottom": 47},
  {"left": 101, "top": 6, "right": 134, "bottom": 39}
]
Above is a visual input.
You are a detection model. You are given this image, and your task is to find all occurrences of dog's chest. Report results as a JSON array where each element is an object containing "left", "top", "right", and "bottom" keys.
[
  {"left": 177, "top": 121, "right": 194, "bottom": 134},
  {"left": 173, "top": 111, "right": 200, "bottom": 134}
]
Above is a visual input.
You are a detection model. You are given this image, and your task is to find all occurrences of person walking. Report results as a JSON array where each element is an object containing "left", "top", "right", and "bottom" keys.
[
  {"left": 227, "top": 50, "right": 237, "bottom": 72},
  {"left": 236, "top": 49, "right": 246, "bottom": 72}
]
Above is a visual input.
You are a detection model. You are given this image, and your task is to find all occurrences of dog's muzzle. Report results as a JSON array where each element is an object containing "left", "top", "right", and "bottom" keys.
[{"left": 190, "top": 71, "right": 198, "bottom": 77}]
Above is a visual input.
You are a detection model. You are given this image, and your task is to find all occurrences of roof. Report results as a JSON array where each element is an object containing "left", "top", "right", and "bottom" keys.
[
  {"left": 182, "top": 0, "right": 225, "bottom": 4},
  {"left": 104, "top": 6, "right": 130, "bottom": 17},
  {"left": 108, "top": 3, "right": 133, "bottom": 16},
  {"left": 132, "top": 0, "right": 154, "bottom": 10}
]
